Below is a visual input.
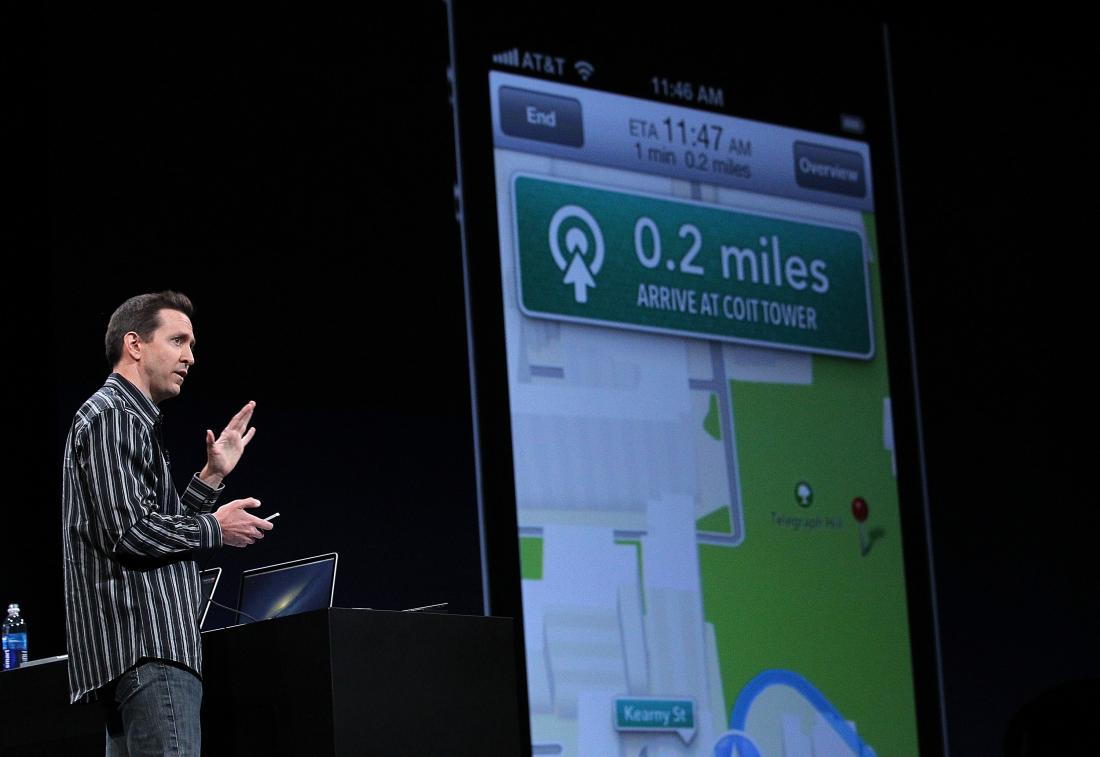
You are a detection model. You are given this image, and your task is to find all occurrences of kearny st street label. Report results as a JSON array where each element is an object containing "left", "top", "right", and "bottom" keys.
[{"left": 512, "top": 175, "right": 874, "bottom": 359}]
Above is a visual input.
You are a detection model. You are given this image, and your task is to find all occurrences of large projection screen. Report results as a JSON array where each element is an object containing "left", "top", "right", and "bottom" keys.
[{"left": 449, "top": 6, "right": 944, "bottom": 755}]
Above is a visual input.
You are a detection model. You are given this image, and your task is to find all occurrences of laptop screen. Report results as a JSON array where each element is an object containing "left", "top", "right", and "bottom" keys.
[
  {"left": 198, "top": 567, "right": 221, "bottom": 629},
  {"left": 236, "top": 553, "right": 338, "bottom": 624}
]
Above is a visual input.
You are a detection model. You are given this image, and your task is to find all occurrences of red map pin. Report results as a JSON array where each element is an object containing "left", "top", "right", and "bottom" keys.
[
  {"left": 851, "top": 497, "right": 868, "bottom": 523},
  {"left": 852, "top": 497, "right": 870, "bottom": 555}
]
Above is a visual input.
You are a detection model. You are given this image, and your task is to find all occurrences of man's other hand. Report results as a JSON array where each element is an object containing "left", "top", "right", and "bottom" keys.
[{"left": 213, "top": 498, "right": 273, "bottom": 547}]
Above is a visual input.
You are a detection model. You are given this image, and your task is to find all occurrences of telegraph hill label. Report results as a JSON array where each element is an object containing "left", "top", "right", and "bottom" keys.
[{"left": 512, "top": 174, "right": 874, "bottom": 359}]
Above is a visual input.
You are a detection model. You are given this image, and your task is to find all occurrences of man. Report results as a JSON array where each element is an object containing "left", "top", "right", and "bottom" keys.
[{"left": 62, "top": 291, "right": 273, "bottom": 756}]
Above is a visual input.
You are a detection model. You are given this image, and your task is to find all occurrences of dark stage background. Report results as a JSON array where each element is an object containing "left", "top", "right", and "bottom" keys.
[{"left": 6, "top": 7, "right": 1096, "bottom": 754}]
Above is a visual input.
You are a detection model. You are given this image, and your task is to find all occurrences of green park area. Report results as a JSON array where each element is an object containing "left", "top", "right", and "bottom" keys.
[{"left": 699, "top": 217, "right": 920, "bottom": 754}]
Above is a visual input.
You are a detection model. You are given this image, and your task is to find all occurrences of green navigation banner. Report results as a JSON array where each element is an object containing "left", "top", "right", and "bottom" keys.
[{"left": 512, "top": 175, "right": 874, "bottom": 358}]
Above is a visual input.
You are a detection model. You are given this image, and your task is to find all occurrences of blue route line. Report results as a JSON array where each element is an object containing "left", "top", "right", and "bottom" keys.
[{"left": 725, "top": 669, "right": 875, "bottom": 756}]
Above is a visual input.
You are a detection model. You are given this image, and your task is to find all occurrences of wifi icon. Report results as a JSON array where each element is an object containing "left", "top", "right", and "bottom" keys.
[{"left": 574, "top": 60, "right": 595, "bottom": 81}]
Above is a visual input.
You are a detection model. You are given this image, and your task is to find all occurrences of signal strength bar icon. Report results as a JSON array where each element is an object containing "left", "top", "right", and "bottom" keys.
[
  {"left": 493, "top": 48, "right": 520, "bottom": 67},
  {"left": 574, "top": 60, "right": 595, "bottom": 81}
]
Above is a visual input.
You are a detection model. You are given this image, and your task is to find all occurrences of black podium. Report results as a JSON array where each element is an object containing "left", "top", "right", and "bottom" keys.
[
  {"left": 1, "top": 609, "right": 524, "bottom": 756},
  {"left": 0, "top": 655, "right": 102, "bottom": 755},
  {"left": 202, "top": 608, "right": 523, "bottom": 755}
]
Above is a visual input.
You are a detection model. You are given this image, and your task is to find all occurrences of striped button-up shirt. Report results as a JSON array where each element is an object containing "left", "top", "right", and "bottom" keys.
[{"left": 62, "top": 374, "right": 224, "bottom": 703}]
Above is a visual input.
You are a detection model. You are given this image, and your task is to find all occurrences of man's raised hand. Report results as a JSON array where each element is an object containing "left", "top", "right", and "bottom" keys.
[{"left": 199, "top": 401, "right": 257, "bottom": 486}]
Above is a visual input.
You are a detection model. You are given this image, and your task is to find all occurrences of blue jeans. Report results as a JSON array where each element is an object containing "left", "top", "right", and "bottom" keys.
[{"left": 103, "top": 659, "right": 203, "bottom": 757}]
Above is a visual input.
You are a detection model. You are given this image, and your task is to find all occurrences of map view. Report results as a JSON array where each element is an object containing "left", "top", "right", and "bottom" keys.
[{"left": 492, "top": 102, "right": 919, "bottom": 756}]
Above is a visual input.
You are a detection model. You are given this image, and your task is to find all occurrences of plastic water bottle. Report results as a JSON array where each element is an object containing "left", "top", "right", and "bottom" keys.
[{"left": 2, "top": 603, "right": 27, "bottom": 670}]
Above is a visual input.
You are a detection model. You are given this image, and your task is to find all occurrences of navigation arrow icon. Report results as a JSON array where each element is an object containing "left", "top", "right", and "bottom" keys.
[{"left": 563, "top": 254, "right": 596, "bottom": 303}]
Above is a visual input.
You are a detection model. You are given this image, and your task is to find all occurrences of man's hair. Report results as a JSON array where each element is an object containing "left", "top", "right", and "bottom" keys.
[{"left": 105, "top": 291, "right": 194, "bottom": 368}]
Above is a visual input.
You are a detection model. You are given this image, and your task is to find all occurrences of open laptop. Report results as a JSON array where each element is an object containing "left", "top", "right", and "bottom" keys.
[
  {"left": 235, "top": 552, "right": 338, "bottom": 625},
  {"left": 198, "top": 567, "right": 221, "bottom": 630}
]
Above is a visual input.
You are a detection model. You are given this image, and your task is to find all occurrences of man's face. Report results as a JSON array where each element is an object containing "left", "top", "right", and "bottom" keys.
[{"left": 138, "top": 309, "right": 196, "bottom": 404}]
